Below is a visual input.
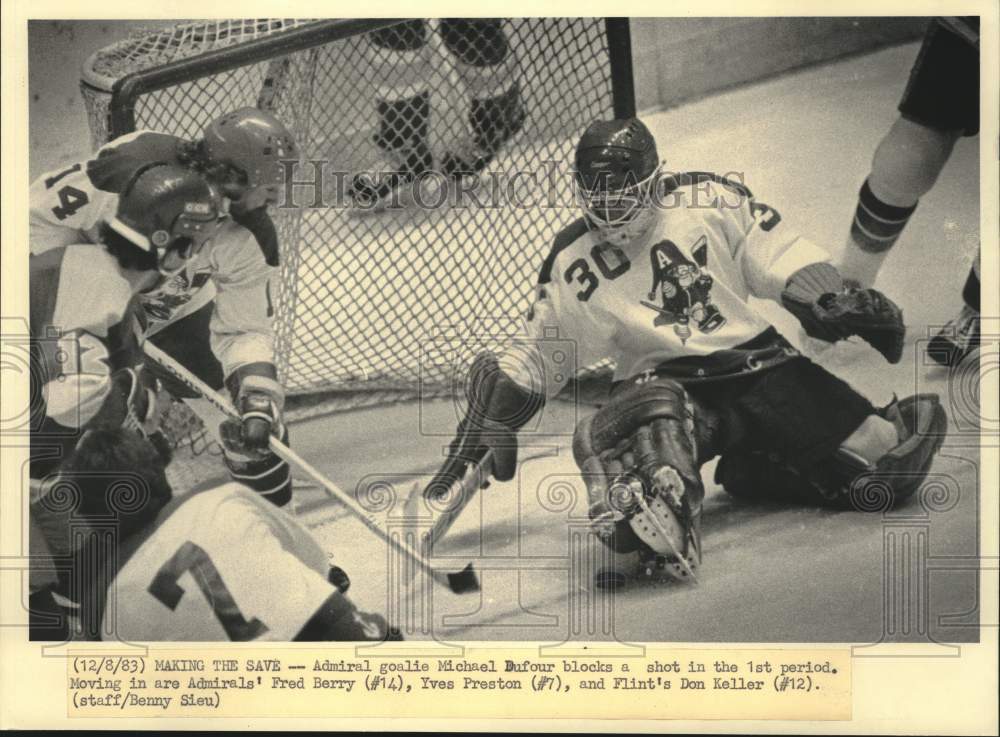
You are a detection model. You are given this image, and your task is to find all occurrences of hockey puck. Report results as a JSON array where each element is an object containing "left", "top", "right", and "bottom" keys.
[{"left": 593, "top": 567, "right": 627, "bottom": 591}]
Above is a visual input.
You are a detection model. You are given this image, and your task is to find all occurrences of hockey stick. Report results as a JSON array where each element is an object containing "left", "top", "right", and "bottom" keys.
[
  {"left": 142, "top": 342, "right": 479, "bottom": 595},
  {"left": 421, "top": 447, "right": 494, "bottom": 551},
  {"left": 420, "top": 444, "right": 558, "bottom": 550}
]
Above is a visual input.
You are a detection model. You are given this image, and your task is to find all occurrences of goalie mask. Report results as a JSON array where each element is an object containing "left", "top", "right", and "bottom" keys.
[
  {"left": 109, "top": 164, "right": 222, "bottom": 277},
  {"left": 574, "top": 118, "right": 661, "bottom": 246},
  {"left": 572, "top": 378, "right": 704, "bottom": 583},
  {"left": 201, "top": 107, "right": 299, "bottom": 194}
]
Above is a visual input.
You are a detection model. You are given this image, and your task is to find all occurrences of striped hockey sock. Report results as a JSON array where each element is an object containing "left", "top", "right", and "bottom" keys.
[{"left": 839, "top": 179, "right": 919, "bottom": 286}]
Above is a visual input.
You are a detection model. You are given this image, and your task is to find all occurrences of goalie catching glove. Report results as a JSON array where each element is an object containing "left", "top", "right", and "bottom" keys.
[
  {"left": 781, "top": 262, "right": 905, "bottom": 363},
  {"left": 572, "top": 378, "right": 704, "bottom": 583}
]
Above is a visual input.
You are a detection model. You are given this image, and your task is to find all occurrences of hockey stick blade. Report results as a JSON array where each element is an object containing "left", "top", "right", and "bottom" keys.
[{"left": 446, "top": 563, "right": 481, "bottom": 594}]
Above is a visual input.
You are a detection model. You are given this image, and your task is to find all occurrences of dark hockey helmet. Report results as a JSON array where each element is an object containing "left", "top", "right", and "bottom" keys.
[
  {"left": 110, "top": 163, "right": 222, "bottom": 276},
  {"left": 574, "top": 118, "right": 661, "bottom": 244},
  {"left": 201, "top": 107, "right": 299, "bottom": 191}
]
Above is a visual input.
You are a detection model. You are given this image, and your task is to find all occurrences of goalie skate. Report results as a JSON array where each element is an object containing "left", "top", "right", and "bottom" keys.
[{"left": 626, "top": 466, "right": 701, "bottom": 583}]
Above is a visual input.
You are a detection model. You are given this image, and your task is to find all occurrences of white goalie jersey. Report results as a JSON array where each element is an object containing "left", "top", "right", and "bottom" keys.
[{"left": 502, "top": 173, "right": 832, "bottom": 395}]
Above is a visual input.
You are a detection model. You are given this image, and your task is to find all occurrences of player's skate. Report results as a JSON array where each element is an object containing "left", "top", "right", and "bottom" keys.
[
  {"left": 926, "top": 304, "right": 981, "bottom": 367},
  {"left": 440, "top": 83, "right": 525, "bottom": 179}
]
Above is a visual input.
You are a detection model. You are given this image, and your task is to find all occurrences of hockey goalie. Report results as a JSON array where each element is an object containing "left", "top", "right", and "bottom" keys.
[{"left": 430, "top": 117, "right": 948, "bottom": 584}]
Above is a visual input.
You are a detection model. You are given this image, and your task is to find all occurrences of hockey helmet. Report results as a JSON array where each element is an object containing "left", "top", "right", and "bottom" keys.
[
  {"left": 109, "top": 164, "right": 222, "bottom": 276},
  {"left": 201, "top": 107, "right": 299, "bottom": 190},
  {"left": 574, "top": 118, "right": 661, "bottom": 245}
]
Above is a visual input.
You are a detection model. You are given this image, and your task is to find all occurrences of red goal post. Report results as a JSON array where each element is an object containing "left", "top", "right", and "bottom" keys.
[{"left": 80, "top": 18, "right": 634, "bottom": 415}]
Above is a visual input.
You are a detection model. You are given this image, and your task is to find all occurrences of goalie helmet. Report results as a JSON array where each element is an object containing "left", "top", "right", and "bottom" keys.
[
  {"left": 574, "top": 118, "right": 661, "bottom": 246},
  {"left": 109, "top": 164, "right": 221, "bottom": 277},
  {"left": 201, "top": 107, "right": 299, "bottom": 190}
]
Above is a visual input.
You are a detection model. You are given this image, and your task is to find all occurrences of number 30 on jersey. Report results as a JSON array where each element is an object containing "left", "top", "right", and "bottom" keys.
[{"left": 564, "top": 243, "right": 631, "bottom": 301}]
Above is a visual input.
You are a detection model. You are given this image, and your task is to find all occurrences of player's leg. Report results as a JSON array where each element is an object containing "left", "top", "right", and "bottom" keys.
[
  {"left": 714, "top": 358, "right": 947, "bottom": 509},
  {"left": 349, "top": 21, "right": 434, "bottom": 207},
  {"left": 439, "top": 19, "right": 524, "bottom": 177},
  {"left": 927, "top": 247, "right": 981, "bottom": 366},
  {"left": 147, "top": 304, "right": 293, "bottom": 507},
  {"left": 838, "top": 19, "right": 978, "bottom": 286},
  {"left": 838, "top": 119, "right": 960, "bottom": 285}
]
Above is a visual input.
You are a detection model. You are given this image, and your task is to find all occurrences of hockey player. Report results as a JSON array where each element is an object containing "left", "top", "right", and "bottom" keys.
[
  {"left": 32, "top": 427, "right": 398, "bottom": 642},
  {"left": 837, "top": 17, "right": 981, "bottom": 366},
  {"left": 431, "top": 118, "right": 946, "bottom": 582},
  {"left": 349, "top": 19, "right": 524, "bottom": 207},
  {"left": 28, "top": 164, "right": 222, "bottom": 639},
  {"left": 29, "top": 163, "right": 222, "bottom": 477},
  {"left": 29, "top": 107, "right": 302, "bottom": 507}
]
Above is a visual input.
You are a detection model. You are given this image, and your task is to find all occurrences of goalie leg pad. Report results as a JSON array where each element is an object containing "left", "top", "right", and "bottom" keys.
[
  {"left": 716, "top": 394, "right": 947, "bottom": 509},
  {"left": 573, "top": 378, "right": 704, "bottom": 575}
]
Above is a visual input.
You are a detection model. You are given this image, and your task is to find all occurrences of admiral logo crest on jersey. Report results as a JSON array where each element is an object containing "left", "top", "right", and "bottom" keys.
[{"left": 641, "top": 235, "right": 726, "bottom": 343}]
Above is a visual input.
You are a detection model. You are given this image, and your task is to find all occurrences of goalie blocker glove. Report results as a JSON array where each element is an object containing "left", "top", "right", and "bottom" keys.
[
  {"left": 425, "top": 351, "right": 543, "bottom": 500},
  {"left": 781, "top": 262, "right": 905, "bottom": 363}
]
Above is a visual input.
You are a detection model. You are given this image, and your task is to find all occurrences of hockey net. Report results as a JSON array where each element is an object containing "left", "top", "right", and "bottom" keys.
[{"left": 81, "top": 18, "right": 627, "bottom": 472}]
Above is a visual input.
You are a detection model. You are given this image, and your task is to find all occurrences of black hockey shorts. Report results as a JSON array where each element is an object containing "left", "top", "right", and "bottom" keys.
[
  {"left": 146, "top": 302, "right": 225, "bottom": 397},
  {"left": 898, "top": 18, "right": 979, "bottom": 136},
  {"left": 688, "top": 357, "right": 877, "bottom": 505}
]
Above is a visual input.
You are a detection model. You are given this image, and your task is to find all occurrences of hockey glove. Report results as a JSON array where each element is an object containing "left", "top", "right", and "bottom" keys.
[
  {"left": 782, "top": 262, "right": 905, "bottom": 363},
  {"left": 425, "top": 352, "right": 542, "bottom": 500},
  {"left": 226, "top": 364, "right": 285, "bottom": 453},
  {"left": 92, "top": 365, "right": 164, "bottom": 438}
]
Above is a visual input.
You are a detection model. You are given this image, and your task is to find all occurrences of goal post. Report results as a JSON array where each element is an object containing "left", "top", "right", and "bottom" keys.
[{"left": 81, "top": 18, "right": 634, "bottom": 413}]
